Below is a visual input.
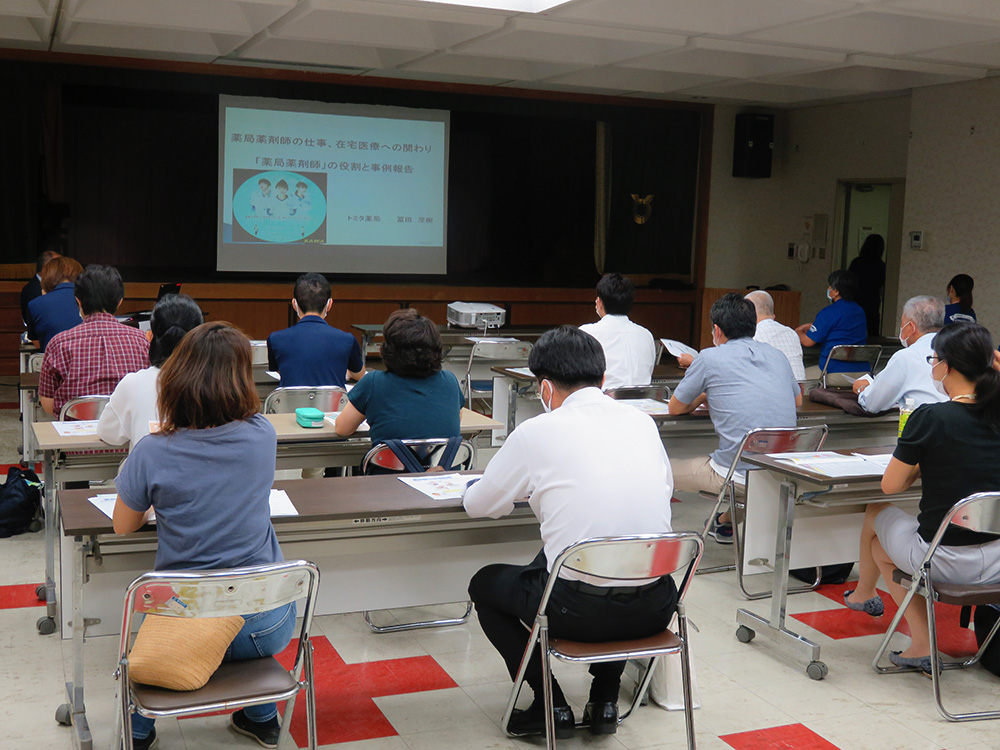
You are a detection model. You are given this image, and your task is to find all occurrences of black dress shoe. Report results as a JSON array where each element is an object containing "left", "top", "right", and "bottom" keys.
[
  {"left": 507, "top": 704, "right": 575, "bottom": 739},
  {"left": 583, "top": 701, "right": 619, "bottom": 735}
]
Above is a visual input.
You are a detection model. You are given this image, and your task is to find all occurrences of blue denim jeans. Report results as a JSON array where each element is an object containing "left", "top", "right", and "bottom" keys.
[{"left": 131, "top": 603, "right": 297, "bottom": 739}]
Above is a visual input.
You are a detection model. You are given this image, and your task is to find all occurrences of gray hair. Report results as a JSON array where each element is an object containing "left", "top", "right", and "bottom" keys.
[
  {"left": 744, "top": 290, "right": 774, "bottom": 317},
  {"left": 902, "top": 295, "right": 944, "bottom": 333}
]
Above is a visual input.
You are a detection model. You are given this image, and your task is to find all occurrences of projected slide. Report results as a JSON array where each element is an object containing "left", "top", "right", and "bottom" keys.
[{"left": 218, "top": 95, "right": 448, "bottom": 275}]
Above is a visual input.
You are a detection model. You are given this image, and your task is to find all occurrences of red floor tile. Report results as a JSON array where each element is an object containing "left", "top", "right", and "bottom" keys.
[
  {"left": 792, "top": 584, "right": 977, "bottom": 658},
  {"left": 721, "top": 723, "right": 842, "bottom": 750},
  {"left": 0, "top": 583, "right": 44, "bottom": 609}
]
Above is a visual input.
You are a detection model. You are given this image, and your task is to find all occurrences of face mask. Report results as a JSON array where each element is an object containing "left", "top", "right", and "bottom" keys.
[
  {"left": 712, "top": 328, "right": 721, "bottom": 347},
  {"left": 540, "top": 380, "right": 553, "bottom": 413},
  {"left": 826, "top": 289, "right": 834, "bottom": 301},
  {"left": 898, "top": 322, "right": 911, "bottom": 349},
  {"left": 931, "top": 361, "right": 948, "bottom": 396}
]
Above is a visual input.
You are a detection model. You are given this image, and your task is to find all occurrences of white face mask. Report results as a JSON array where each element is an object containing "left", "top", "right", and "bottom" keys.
[
  {"left": 826, "top": 289, "right": 834, "bottom": 302},
  {"left": 898, "top": 321, "right": 912, "bottom": 349},
  {"left": 540, "top": 380, "right": 553, "bottom": 413},
  {"left": 931, "top": 360, "right": 948, "bottom": 396},
  {"left": 712, "top": 327, "right": 721, "bottom": 347}
]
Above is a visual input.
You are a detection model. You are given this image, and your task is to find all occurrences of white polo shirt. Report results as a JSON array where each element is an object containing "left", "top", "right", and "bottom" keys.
[
  {"left": 463, "top": 387, "right": 673, "bottom": 583},
  {"left": 857, "top": 332, "right": 947, "bottom": 413},
  {"left": 754, "top": 318, "right": 806, "bottom": 380},
  {"left": 97, "top": 365, "right": 160, "bottom": 451},
  {"left": 579, "top": 315, "right": 656, "bottom": 390}
]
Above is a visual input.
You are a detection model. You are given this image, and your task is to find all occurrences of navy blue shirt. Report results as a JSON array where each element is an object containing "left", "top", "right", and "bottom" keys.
[
  {"left": 348, "top": 370, "right": 464, "bottom": 447},
  {"left": 944, "top": 302, "right": 976, "bottom": 324},
  {"left": 266, "top": 316, "right": 363, "bottom": 388},
  {"left": 27, "top": 282, "right": 82, "bottom": 351},
  {"left": 807, "top": 299, "right": 868, "bottom": 372}
]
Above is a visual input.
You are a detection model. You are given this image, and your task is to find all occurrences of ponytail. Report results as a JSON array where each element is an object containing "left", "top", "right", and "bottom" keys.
[
  {"left": 975, "top": 367, "right": 1000, "bottom": 432},
  {"left": 148, "top": 294, "right": 204, "bottom": 367},
  {"left": 934, "top": 322, "right": 1000, "bottom": 431},
  {"left": 948, "top": 274, "right": 975, "bottom": 315}
]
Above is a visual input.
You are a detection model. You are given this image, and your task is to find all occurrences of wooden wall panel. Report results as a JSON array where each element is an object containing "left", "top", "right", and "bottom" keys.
[{"left": 697, "top": 288, "right": 801, "bottom": 350}]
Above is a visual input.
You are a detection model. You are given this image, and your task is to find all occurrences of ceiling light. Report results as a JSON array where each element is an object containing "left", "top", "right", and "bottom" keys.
[{"left": 409, "top": 0, "right": 572, "bottom": 12}]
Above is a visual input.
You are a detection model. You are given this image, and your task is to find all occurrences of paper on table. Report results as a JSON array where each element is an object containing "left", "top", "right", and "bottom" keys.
[
  {"left": 852, "top": 452, "right": 892, "bottom": 470},
  {"left": 660, "top": 339, "right": 699, "bottom": 359},
  {"left": 507, "top": 366, "right": 534, "bottom": 377},
  {"left": 89, "top": 489, "right": 298, "bottom": 521},
  {"left": 53, "top": 421, "right": 99, "bottom": 437},
  {"left": 621, "top": 398, "right": 672, "bottom": 416},
  {"left": 465, "top": 336, "right": 520, "bottom": 343},
  {"left": 398, "top": 473, "right": 469, "bottom": 500},
  {"left": 265, "top": 370, "right": 280, "bottom": 381},
  {"left": 322, "top": 413, "right": 369, "bottom": 431},
  {"left": 770, "top": 451, "right": 883, "bottom": 477}
]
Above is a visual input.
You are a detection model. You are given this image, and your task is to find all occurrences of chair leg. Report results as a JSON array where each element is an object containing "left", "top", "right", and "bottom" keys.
[
  {"left": 677, "top": 605, "right": 697, "bottom": 750},
  {"left": 871, "top": 573, "right": 924, "bottom": 674},
  {"left": 539, "top": 615, "right": 557, "bottom": 750},
  {"left": 364, "top": 601, "right": 473, "bottom": 633},
  {"left": 501, "top": 622, "right": 543, "bottom": 737},
  {"left": 305, "top": 639, "right": 318, "bottom": 749},
  {"left": 696, "top": 487, "right": 736, "bottom": 575}
]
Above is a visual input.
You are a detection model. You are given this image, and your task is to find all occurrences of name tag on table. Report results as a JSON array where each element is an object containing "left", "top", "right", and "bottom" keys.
[{"left": 620, "top": 398, "right": 672, "bottom": 416}]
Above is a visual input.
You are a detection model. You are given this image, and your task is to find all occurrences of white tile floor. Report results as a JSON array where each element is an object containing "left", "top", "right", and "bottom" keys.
[{"left": 0, "top": 471, "right": 996, "bottom": 749}]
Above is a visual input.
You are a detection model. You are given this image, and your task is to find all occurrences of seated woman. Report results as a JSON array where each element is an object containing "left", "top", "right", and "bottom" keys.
[
  {"left": 112, "top": 322, "right": 291, "bottom": 750},
  {"left": 796, "top": 269, "right": 869, "bottom": 387},
  {"left": 844, "top": 322, "right": 1000, "bottom": 671},
  {"left": 335, "top": 308, "right": 465, "bottom": 469},
  {"left": 27, "top": 256, "right": 83, "bottom": 350},
  {"left": 98, "top": 294, "right": 203, "bottom": 451},
  {"left": 945, "top": 273, "right": 976, "bottom": 324}
]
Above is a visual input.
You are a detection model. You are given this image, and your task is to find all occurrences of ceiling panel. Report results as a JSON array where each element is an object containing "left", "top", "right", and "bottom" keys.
[
  {"left": 454, "top": 17, "right": 686, "bottom": 66},
  {"left": 620, "top": 37, "right": 845, "bottom": 79},
  {"left": 678, "top": 79, "right": 858, "bottom": 105},
  {"left": 0, "top": 0, "right": 54, "bottom": 16},
  {"left": 62, "top": 0, "right": 291, "bottom": 35},
  {"left": 546, "top": 0, "right": 855, "bottom": 36},
  {"left": 747, "top": 9, "right": 1000, "bottom": 56},
  {"left": 361, "top": 66, "right": 513, "bottom": 86},
  {"left": 0, "top": 14, "right": 47, "bottom": 46},
  {"left": 400, "top": 50, "right": 583, "bottom": 81},
  {"left": 770, "top": 55, "right": 986, "bottom": 92},
  {"left": 917, "top": 41, "right": 1000, "bottom": 68},
  {"left": 55, "top": 21, "right": 244, "bottom": 59},
  {"left": 542, "top": 65, "right": 726, "bottom": 94},
  {"left": 886, "top": 0, "right": 1000, "bottom": 24},
  {"left": 235, "top": 33, "right": 396, "bottom": 68}
]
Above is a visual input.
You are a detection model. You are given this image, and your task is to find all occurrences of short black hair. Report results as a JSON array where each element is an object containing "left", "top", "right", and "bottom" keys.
[
  {"left": 258, "top": 178, "right": 270, "bottom": 187},
  {"left": 36, "top": 250, "right": 59, "bottom": 273},
  {"left": 74, "top": 264, "right": 124, "bottom": 316},
  {"left": 293, "top": 273, "right": 331, "bottom": 314},
  {"left": 528, "top": 325, "right": 605, "bottom": 390},
  {"left": 828, "top": 269, "right": 859, "bottom": 302},
  {"left": 596, "top": 273, "right": 635, "bottom": 316},
  {"left": 149, "top": 294, "right": 205, "bottom": 367},
  {"left": 710, "top": 293, "right": 757, "bottom": 340},
  {"left": 381, "top": 308, "right": 443, "bottom": 378}
]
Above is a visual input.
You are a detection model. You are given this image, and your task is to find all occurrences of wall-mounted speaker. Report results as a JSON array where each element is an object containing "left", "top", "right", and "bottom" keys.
[{"left": 732, "top": 113, "right": 774, "bottom": 179}]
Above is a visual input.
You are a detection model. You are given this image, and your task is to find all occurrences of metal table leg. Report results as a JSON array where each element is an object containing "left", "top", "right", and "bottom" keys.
[
  {"left": 490, "top": 376, "right": 518, "bottom": 447},
  {"left": 38, "top": 449, "right": 59, "bottom": 635},
  {"left": 56, "top": 534, "right": 94, "bottom": 749},
  {"left": 735, "top": 480, "right": 828, "bottom": 680}
]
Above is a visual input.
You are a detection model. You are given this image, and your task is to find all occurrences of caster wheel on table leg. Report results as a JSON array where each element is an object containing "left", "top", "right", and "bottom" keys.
[
  {"left": 735, "top": 625, "right": 755, "bottom": 643},
  {"left": 806, "top": 661, "right": 828, "bottom": 680},
  {"left": 35, "top": 583, "right": 46, "bottom": 601},
  {"left": 28, "top": 519, "right": 42, "bottom": 533},
  {"left": 55, "top": 703, "right": 72, "bottom": 726},
  {"left": 36, "top": 616, "right": 56, "bottom": 635}
]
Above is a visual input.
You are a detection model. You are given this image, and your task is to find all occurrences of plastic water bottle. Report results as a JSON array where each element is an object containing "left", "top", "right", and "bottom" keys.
[{"left": 898, "top": 397, "right": 915, "bottom": 437}]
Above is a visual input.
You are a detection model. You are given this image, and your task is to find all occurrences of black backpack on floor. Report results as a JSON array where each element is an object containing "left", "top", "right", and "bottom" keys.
[{"left": 0, "top": 466, "right": 42, "bottom": 538}]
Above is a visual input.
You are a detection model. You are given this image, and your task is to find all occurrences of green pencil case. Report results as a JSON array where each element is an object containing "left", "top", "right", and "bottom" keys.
[{"left": 295, "top": 407, "right": 325, "bottom": 428}]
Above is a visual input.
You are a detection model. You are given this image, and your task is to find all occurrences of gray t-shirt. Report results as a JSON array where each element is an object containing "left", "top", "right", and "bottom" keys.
[
  {"left": 117, "top": 413, "right": 282, "bottom": 572},
  {"left": 674, "top": 337, "right": 799, "bottom": 473}
]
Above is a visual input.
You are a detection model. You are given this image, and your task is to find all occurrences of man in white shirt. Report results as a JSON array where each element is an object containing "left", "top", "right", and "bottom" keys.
[
  {"left": 464, "top": 326, "right": 676, "bottom": 739},
  {"left": 579, "top": 273, "right": 656, "bottom": 389},
  {"left": 745, "top": 290, "right": 806, "bottom": 380},
  {"left": 853, "top": 295, "right": 947, "bottom": 412}
]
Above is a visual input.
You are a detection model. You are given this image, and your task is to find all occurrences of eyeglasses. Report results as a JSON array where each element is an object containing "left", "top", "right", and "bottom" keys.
[{"left": 926, "top": 355, "right": 942, "bottom": 366}]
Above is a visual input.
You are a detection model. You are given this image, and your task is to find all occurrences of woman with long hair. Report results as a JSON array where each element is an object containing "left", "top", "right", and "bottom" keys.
[
  {"left": 945, "top": 273, "right": 976, "bottom": 324},
  {"left": 844, "top": 323, "right": 1000, "bottom": 671}
]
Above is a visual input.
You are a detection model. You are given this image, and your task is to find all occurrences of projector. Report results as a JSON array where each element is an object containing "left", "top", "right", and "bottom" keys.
[{"left": 447, "top": 302, "right": 506, "bottom": 329}]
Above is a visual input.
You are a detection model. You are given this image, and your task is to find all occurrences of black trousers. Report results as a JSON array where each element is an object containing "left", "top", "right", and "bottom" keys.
[{"left": 469, "top": 550, "right": 678, "bottom": 705}]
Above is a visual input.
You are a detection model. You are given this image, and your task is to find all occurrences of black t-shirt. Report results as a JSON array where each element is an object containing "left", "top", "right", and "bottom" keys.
[{"left": 894, "top": 401, "right": 1000, "bottom": 546}]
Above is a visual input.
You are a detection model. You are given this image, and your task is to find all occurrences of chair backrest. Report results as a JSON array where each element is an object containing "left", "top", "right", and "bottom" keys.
[
  {"left": 544, "top": 533, "right": 704, "bottom": 610},
  {"left": 28, "top": 352, "right": 44, "bottom": 373},
  {"left": 935, "top": 492, "right": 1000, "bottom": 543},
  {"left": 824, "top": 344, "right": 882, "bottom": 373},
  {"left": 465, "top": 340, "right": 533, "bottom": 403},
  {"left": 361, "top": 438, "right": 476, "bottom": 474},
  {"left": 263, "top": 386, "right": 348, "bottom": 414},
  {"left": 605, "top": 386, "right": 670, "bottom": 401},
  {"left": 59, "top": 395, "right": 110, "bottom": 421},
  {"left": 249, "top": 340, "right": 269, "bottom": 366},
  {"left": 119, "top": 560, "right": 320, "bottom": 675},
  {"left": 718, "top": 425, "right": 829, "bottom": 488}
]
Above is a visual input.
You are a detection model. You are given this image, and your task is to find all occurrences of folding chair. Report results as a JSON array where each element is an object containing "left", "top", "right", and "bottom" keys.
[
  {"left": 464, "top": 340, "right": 532, "bottom": 408},
  {"left": 819, "top": 344, "right": 882, "bottom": 388},
  {"left": 59, "top": 395, "right": 110, "bottom": 421},
  {"left": 28, "top": 352, "right": 44, "bottom": 373},
  {"left": 263, "top": 386, "right": 349, "bottom": 414},
  {"left": 115, "top": 560, "right": 320, "bottom": 750},
  {"left": 604, "top": 386, "right": 670, "bottom": 401},
  {"left": 501, "top": 533, "right": 704, "bottom": 750},
  {"left": 871, "top": 492, "right": 1000, "bottom": 722},
  {"left": 699, "top": 425, "right": 828, "bottom": 599},
  {"left": 360, "top": 437, "right": 477, "bottom": 633}
]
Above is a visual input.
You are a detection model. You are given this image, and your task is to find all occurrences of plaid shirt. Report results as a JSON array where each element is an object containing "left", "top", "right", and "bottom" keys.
[{"left": 39, "top": 313, "right": 150, "bottom": 414}]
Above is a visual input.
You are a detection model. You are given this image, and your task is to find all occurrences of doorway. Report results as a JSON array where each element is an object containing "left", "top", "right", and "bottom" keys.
[{"left": 834, "top": 180, "right": 905, "bottom": 337}]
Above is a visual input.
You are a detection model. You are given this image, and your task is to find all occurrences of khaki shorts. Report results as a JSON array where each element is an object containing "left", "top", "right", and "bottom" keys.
[{"left": 671, "top": 456, "right": 729, "bottom": 495}]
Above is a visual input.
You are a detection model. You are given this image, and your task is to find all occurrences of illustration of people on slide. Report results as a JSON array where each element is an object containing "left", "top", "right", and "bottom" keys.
[
  {"left": 232, "top": 169, "right": 327, "bottom": 244},
  {"left": 250, "top": 178, "right": 273, "bottom": 216}
]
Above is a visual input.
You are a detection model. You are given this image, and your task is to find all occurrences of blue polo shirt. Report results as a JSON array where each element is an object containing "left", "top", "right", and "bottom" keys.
[
  {"left": 944, "top": 302, "right": 976, "bottom": 324},
  {"left": 808, "top": 299, "right": 868, "bottom": 372},
  {"left": 27, "top": 282, "right": 82, "bottom": 351},
  {"left": 266, "top": 315, "right": 363, "bottom": 388}
]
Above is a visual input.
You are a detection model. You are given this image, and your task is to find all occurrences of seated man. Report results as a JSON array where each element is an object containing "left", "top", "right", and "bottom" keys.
[
  {"left": 39, "top": 264, "right": 149, "bottom": 416},
  {"left": 20, "top": 249, "right": 60, "bottom": 329},
  {"left": 853, "top": 295, "right": 947, "bottom": 412},
  {"left": 266, "top": 273, "right": 364, "bottom": 388},
  {"left": 745, "top": 290, "right": 806, "bottom": 380},
  {"left": 464, "top": 326, "right": 676, "bottom": 738},
  {"left": 796, "top": 269, "right": 869, "bottom": 387},
  {"left": 669, "top": 293, "right": 800, "bottom": 543},
  {"left": 579, "top": 272, "right": 656, "bottom": 389}
]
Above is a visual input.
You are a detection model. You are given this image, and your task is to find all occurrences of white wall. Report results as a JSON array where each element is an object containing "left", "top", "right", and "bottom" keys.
[
  {"left": 899, "top": 76, "right": 1000, "bottom": 331},
  {"left": 705, "top": 97, "right": 911, "bottom": 322}
]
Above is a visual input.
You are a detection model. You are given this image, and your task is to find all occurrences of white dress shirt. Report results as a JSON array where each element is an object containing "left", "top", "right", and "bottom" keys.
[
  {"left": 463, "top": 387, "right": 673, "bottom": 583},
  {"left": 857, "top": 332, "right": 947, "bottom": 413},
  {"left": 579, "top": 315, "right": 656, "bottom": 390},
  {"left": 754, "top": 318, "right": 806, "bottom": 380},
  {"left": 97, "top": 365, "right": 160, "bottom": 451}
]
